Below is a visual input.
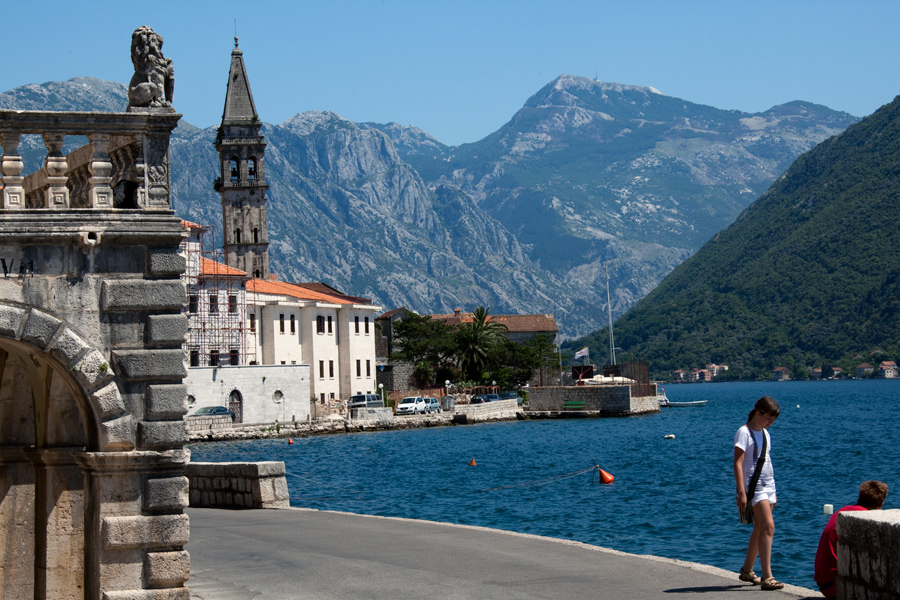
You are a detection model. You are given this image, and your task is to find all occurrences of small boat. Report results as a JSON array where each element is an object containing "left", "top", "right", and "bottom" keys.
[
  {"left": 657, "top": 386, "right": 669, "bottom": 406},
  {"left": 664, "top": 399, "right": 708, "bottom": 408}
]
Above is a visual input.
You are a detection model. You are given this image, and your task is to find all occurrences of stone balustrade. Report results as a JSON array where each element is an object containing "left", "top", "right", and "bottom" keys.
[
  {"left": 0, "top": 109, "right": 179, "bottom": 210},
  {"left": 186, "top": 461, "right": 290, "bottom": 509},
  {"left": 836, "top": 508, "right": 900, "bottom": 599}
]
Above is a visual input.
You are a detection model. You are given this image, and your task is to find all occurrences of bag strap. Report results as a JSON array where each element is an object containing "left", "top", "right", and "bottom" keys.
[{"left": 745, "top": 428, "right": 768, "bottom": 503}]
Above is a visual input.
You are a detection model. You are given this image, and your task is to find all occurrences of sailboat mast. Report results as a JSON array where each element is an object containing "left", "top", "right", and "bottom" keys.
[{"left": 606, "top": 264, "right": 616, "bottom": 366}]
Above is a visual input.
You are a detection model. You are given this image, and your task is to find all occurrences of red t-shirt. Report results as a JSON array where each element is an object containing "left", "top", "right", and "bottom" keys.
[{"left": 814, "top": 505, "right": 868, "bottom": 587}]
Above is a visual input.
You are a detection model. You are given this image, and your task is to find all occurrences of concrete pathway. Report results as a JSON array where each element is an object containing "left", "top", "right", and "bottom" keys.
[{"left": 187, "top": 507, "right": 818, "bottom": 600}]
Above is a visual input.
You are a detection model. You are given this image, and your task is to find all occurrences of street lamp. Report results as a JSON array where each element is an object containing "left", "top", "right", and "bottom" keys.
[{"left": 378, "top": 383, "right": 384, "bottom": 404}]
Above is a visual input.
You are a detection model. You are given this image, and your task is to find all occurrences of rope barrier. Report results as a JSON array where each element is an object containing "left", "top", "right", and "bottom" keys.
[
  {"left": 478, "top": 465, "right": 599, "bottom": 492},
  {"left": 285, "top": 471, "right": 365, "bottom": 494}
]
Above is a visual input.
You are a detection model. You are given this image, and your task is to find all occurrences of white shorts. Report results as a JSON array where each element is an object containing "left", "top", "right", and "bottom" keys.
[{"left": 751, "top": 484, "right": 776, "bottom": 507}]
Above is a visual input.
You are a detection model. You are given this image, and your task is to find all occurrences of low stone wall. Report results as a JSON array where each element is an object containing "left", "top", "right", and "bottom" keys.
[
  {"left": 837, "top": 508, "right": 900, "bottom": 599},
  {"left": 526, "top": 385, "right": 659, "bottom": 415},
  {"left": 454, "top": 399, "right": 520, "bottom": 421},
  {"left": 185, "top": 414, "right": 234, "bottom": 433},
  {"left": 186, "top": 461, "right": 290, "bottom": 509}
]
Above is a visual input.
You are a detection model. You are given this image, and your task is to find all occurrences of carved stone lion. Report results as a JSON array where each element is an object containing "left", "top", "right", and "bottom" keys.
[{"left": 127, "top": 26, "right": 174, "bottom": 109}]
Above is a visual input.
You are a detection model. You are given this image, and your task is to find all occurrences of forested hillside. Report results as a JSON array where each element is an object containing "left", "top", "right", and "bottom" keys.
[{"left": 565, "top": 95, "right": 900, "bottom": 379}]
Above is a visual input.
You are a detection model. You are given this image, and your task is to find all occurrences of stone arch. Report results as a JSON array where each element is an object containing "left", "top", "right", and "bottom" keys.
[
  {"left": 0, "top": 303, "right": 133, "bottom": 598},
  {"left": 228, "top": 388, "right": 243, "bottom": 423}
]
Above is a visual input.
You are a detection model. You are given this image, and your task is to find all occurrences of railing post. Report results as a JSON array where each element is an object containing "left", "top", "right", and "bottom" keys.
[
  {"left": 42, "top": 132, "right": 69, "bottom": 208},
  {"left": 0, "top": 132, "right": 25, "bottom": 209},
  {"left": 88, "top": 133, "right": 113, "bottom": 208}
]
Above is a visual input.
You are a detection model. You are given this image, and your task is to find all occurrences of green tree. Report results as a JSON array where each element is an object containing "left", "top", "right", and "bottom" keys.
[
  {"left": 456, "top": 307, "right": 508, "bottom": 381},
  {"left": 389, "top": 313, "right": 458, "bottom": 387}
]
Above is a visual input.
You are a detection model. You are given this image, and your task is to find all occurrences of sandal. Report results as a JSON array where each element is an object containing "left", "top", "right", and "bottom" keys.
[
  {"left": 739, "top": 567, "right": 761, "bottom": 585},
  {"left": 761, "top": 577, "right": 785, "bottom": 590}
]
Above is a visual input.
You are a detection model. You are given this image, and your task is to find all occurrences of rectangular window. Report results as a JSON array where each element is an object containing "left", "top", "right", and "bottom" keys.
[
  {"left": 355, "top": 316, "right": 360, "bottom": 334},
  {"left": 365, "top": 316, "right": 370, "bottom": 334},
  {"left": 319, "top": 360, "right": 324, "bottom": 379},
  {"left": 209, "top": 350, "right": 219, "bottom": 366},
  {"left": 329, "top": 360, "right": 334, "bottom": 378},
  {"left": 280, "top": 314, "right": 285, "bottom": 333},
  {"left": 320, "top": 393, "right": 325, "bottom": 402},
  {"left": 366, "top": 360, "right": 371, "bottom": 377},
  {"left": 229, "top": 348, "right": 240, "bottom": 365},
  {"left": 228, "top": 295, "right": 238, "bottom": 314},
  {"left": 189, "top": 349, "right": 199, "bottom": 367},
  {"left": 249, "top": 313, "right": 256, "bottom": 332},
  {"left": 188, "top": 295, "right": 199, "bottom": 314},
  {"left": 356, "top": 359, "right": 361, "bottom": 377},
  {"left": 209, "top": 295, "right": 218, "bottom": 314},
  {"left": 327, "top": 315, "right": 333, "bottom": 334},
  {"left": 317, "top": 315, "right": 325, "bottom": 334},
  {"left": 290, "top": 314, "right": 296, "bottom": 334}
]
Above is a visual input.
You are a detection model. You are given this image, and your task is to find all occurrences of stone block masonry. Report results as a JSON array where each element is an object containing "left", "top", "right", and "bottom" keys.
[
  {"left": 837, "top": 508, "right": 900, "bottom": 600},
  {"left": 186, "top": 461, "right": 290, "bottom": 509},
  {"left": 527, "top": 385, "right": 659, "bottom": 415}
]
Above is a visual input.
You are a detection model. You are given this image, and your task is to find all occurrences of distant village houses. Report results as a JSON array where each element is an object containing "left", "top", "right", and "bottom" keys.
[{"left": 671, "top": 363, "right": 728, "bottom": 382}]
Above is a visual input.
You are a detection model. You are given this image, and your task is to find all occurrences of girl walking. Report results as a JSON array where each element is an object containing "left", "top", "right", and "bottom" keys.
[{"left": 734, "top": 396, "right": 784, "bottom": 590}]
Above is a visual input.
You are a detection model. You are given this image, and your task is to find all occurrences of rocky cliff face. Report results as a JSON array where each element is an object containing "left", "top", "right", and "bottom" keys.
[{"left": 4, "top": 77, "right": 858, "bottom": 338}]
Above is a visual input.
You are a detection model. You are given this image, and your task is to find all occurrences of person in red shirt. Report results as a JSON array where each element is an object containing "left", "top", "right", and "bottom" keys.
[{"left": 814, "top": 480, "right": 888, "bottom": 599}]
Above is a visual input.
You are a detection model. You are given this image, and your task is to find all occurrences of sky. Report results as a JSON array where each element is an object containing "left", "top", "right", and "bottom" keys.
[{"left": 2, "top": 0, "right": 898, "bottom": 146}]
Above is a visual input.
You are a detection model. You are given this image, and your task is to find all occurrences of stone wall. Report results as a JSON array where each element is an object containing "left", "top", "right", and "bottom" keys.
[
  {"left": 455, "top": 399, "right": 520, "bottom": 421},
  {"left": 527, "top": 385, "right": 659, "bottom": 415},
  {"left": 836, "top": 509, "right": 900, "bottom": 599},
  {"left": 184, "top": 364, "right": 310, "bottom": 425},
  {"left": 186, "top": 461, "right": 290, "bottom": 509}
]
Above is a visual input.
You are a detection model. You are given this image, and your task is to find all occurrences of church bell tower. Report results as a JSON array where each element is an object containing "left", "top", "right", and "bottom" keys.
[{"left": 217, "top": 36, "right": 269, "bottom": 279}]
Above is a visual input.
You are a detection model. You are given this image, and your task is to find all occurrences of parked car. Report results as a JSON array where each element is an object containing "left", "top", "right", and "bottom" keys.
[
  {"left": 348, "top": 393, "right": 384, "bottom": 410},
  {"left": 424, "top": 397, "right": 441, "bottom": 413},
  {"left": 484, "top": 393, "right": 501, "bottom": 402},
  {"left": 395, "top": 396, "right": 426, "bottom": 415},
  {"left": 470, "top": 395, "right": 487, "bottom": 404},
  {"left": 191, "top": 406, "right": 236, "bottom": 421}
]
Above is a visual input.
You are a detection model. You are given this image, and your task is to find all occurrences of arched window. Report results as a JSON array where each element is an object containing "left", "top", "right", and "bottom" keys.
[
  {"left": 229, "top": 158, "right": 239, "bottom": 184},
  {"left": 248, "top": 157, "right": 257, "bottom": 183},
  {"left": 235, "top": 228, "right": 241, "bottom": 244},
  {"left": 253, "top": 227, "right": 259, "bottom": 243}
]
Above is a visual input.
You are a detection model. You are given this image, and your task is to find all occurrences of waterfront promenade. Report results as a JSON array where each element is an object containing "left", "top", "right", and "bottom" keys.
[{"left": 187, "top": 507, "right": 817, "bottom": 599}]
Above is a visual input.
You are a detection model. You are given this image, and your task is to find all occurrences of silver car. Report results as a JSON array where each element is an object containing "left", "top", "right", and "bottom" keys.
[
  {"left": 424, "top": 397, "right": 441, "bottom": 413},
  {"left": 395, "top": 396, "right": 426, "bottom": 415}
]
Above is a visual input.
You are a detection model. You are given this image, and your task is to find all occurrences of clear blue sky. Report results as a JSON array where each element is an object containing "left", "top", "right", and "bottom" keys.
[{"left": 2, "top": 0, "right": 898, "bottom": 146}]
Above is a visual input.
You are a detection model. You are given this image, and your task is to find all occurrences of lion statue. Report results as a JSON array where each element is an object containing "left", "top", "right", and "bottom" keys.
[{"left": 127, "top": 26, "right": 174, "bottom": 109}]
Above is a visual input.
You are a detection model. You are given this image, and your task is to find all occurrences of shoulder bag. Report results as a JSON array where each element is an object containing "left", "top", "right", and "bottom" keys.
[{"left": 738, "top": 428, "right": 767, "bottom": 525}]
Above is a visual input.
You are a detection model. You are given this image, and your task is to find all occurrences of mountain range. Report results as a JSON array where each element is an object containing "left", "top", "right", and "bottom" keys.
[
  {"left": 565, "top": 93, "right": 900, "bottom": 378},
  {"left": 0, "top": 75, "right": 858, "bottom": 338}
]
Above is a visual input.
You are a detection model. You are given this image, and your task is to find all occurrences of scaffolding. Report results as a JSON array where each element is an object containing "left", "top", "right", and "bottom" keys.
[{"left": 182, "top": 223, "right": 257, "bottom": 368}]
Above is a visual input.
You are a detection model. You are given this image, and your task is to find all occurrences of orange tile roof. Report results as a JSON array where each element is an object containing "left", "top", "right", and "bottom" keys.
[
  {"left": 247, "top": 278, "right": 356, "bottom": 305},
  {"left": 181, "top": 219, "right": 205, "bottom": 230},
  {"left": 200, "top": 257, "right": 246, "bottom": 277},
  {"left": 430, "top": 312, "right": 558, "bottom": 333}
]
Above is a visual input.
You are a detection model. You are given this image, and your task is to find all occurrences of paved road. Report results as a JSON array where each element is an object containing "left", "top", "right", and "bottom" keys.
[{"left": 187, "top": 507, "right": 818, "bottom": 600}]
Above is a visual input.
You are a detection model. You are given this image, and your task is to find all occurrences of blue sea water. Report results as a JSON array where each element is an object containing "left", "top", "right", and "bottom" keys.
[{"left": 190, "top": 379, "right": 899, "bottom": 590}]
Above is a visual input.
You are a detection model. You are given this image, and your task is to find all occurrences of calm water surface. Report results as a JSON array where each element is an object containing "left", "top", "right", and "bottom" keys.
[{"left": 190, "top": 379, "right": 899, "bottom": 590}]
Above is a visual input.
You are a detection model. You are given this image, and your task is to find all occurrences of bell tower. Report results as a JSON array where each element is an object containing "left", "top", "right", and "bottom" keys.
[{"left": 217, "top": 36, "right": 269, "bottom": 279}]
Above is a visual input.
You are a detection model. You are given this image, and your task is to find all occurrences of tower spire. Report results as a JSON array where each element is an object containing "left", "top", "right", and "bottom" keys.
[{"left": 217, "top": 37, "right": 269, "bottom": 279}]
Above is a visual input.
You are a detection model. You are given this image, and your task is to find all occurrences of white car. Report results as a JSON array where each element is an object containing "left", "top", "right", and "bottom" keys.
[
  {"left": 424, "top": 397, "right": 441, "bottom": 413},
  {"left": 395, "top": 396, "right": 426, "bottom": 415}
]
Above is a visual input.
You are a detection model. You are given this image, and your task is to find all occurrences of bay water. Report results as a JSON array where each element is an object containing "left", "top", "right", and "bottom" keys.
[{"left": 190, "top": 379, "right": 899, "bottom": 589}]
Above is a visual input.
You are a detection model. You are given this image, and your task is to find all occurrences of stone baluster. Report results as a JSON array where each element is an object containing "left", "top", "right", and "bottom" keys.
[
  {"left": 88, "top": 133, "right": 113, "bottom": 208},
  {"left": 0, "top": 133, "right": 25, "bottom": 209},
  {"left": 42, "top": 133, "right": 69, "bottom": 208}
]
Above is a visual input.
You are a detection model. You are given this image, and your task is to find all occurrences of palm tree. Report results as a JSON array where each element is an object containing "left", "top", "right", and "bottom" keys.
[{"left": 456, "top": 307, "right": 508, "bottom": 381}]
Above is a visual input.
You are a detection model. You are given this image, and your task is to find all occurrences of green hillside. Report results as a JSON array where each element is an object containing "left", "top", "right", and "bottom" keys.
[{"left": 565, "top": 95, "right": 900, "bottom": 379}]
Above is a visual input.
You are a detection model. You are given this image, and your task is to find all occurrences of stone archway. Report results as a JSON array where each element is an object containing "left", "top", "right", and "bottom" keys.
[
  {"left": 228, "top": 389, "right": 244, "bottom": 423},
  {"left": 0, "top": 307, "right": 132, "bottom": 599}
]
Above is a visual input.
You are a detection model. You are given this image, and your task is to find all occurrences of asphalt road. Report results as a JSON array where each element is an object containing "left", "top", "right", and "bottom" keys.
[{"left": 186, "top": 507, "right": 818, "bottom": 600}]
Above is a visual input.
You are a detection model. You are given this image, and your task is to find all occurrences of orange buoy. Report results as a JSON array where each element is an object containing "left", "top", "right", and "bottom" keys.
[
  {"left": 288, "top": 438, "right": 294, "bottom": 445},
  {"left": 598, "top": 468, "right": 614, "bottom": 484},
  {"left": 469, "top": 457, "right": 477, "bottom": 466}
]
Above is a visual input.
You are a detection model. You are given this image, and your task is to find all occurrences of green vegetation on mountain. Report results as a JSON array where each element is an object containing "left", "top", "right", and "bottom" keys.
[{"left": 564, "top": 95, "right": 900, "bottom": 379}]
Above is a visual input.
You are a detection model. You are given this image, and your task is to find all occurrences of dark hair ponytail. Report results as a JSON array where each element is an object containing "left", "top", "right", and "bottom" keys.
[{"left": 747, "top": 396, "right": 780, "bottom": 423}]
